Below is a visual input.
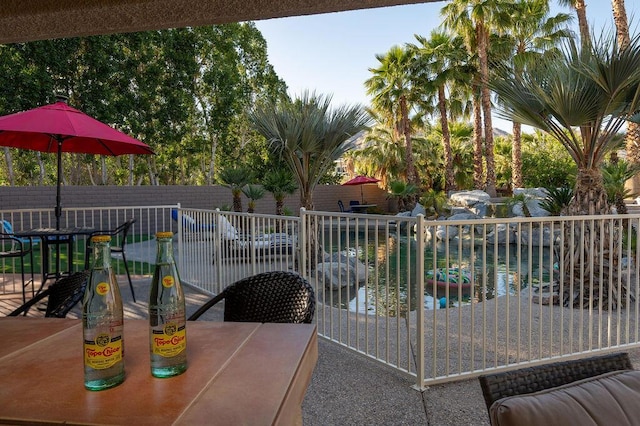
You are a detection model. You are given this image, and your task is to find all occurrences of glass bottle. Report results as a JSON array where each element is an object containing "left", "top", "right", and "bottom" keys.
[
  {"left": 149, "top": 231, "right": 187, "bottom": 378},
  {"left": 82, "top": 235, "right": 125, "bottom": 391}
]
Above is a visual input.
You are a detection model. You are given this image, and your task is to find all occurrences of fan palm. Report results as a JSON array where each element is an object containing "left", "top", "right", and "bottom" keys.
[
  {"left": 262, "top": 169, "right": 298, "bottom": 215},
  {"left": 250, "top": 91, "right": 370, "bottom": 210},
  {"left": 491, "top": 32, "right": 640, "bottom": 308},
  {"left": 365, "top": 46, "right": 419, "bottom": 190},
  {"left": 220, "top": 166, "right": 252, "bottom": 212}
]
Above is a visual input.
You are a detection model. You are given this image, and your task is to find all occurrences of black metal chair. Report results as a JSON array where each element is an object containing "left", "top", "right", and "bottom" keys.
[
  {"left": 478, "top": 352, "right": 633, "bottom": 416},
  {"left": 0, "top": 234, "right": 35, "bottom": 304},
  {"left": 188, "top": 271, "right": 315, "bottom": 323},
  {"left": 85, "top": 218, "right": 136, "bottom": 302},
  {"left": 8, "top": 271, "right": 89, "bottom": 318}
]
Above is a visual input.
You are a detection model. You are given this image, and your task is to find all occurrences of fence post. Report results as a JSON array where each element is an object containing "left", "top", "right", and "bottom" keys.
[
  {"left": 214, "top": 208, "right": 223, "bottom": 292},
  {"left": 176, "top": 203, "right": 183, "bottom": 275},
  {"left": 300, "top": 208, "right": 307, "bottom": 280},
  {"left": 414, "top": 214, "right": 426, "bottom": 390}
]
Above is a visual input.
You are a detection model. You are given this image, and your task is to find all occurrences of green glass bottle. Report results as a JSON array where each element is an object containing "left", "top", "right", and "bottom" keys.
[
  {"left": 149, "top": 231, "right": 187, "bottom": 378},
  {"left": 82, "top": 235, "right": 125, "bottom": 391}
]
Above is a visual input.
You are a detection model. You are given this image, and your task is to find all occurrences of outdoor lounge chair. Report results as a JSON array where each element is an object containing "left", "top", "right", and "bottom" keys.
[
  {"left": 8, "top": 271, "right": 89, "bottom": 318},
  {"left": 478, "top": 352, "right": 640, "bottom": 426},
  {"left": 188, "top": 271, "right": 315, "bottom": 323},
  {"left": 171, "top": 209, "right": 215, "bottom": 234}
]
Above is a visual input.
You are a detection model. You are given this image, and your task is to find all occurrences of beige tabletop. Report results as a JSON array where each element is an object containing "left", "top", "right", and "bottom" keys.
[{"left": 0, "top": 317, "right": 318, "bottom": 425}]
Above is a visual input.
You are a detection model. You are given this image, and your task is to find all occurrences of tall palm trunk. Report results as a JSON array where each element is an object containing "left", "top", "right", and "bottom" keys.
[
  {"left": 512, "top": 122, "right": 522, "bottom": 190},
  {"left": 438, "top": 86, "right": 455, "bottom": 192},
  {"left": 399, "top": 95, "right": 417, "bottom": 190},
  {"left": 612, "top": 0, "right": 640, "bottom": 197},
  {"left": 472, "top": 90, "right": 484, "bottom": 189},
  {"left": 575, "top": 0, "right": 590, "bottom": 50},
  {"left": 477, "top": 22, "right": 496, "bottom": 197}
]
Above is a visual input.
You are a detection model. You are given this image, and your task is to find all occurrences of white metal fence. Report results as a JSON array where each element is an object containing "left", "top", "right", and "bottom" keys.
[{"left": 2, "top": 205, "right": 639, "bottom": 389}]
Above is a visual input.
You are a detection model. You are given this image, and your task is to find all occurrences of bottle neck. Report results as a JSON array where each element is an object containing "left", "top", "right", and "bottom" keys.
[
  {"left": 92, "top": 241, "right": 112, "bottom": 270},
  {"left": 156, "top": 238, "right": 174, "bottom": 265}
]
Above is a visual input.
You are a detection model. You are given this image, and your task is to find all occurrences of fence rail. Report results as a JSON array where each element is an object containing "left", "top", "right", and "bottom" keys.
[{"left": 2, "top": 205, "right": 639, "bottom": 389}]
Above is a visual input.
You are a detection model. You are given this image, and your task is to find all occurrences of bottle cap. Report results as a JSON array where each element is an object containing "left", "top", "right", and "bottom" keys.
[
  {"left": 156, "top": 231, "right": 174, "bottom": 239},
  {"left": 91, "top": 235, "right": 111, "bottom": 243}
]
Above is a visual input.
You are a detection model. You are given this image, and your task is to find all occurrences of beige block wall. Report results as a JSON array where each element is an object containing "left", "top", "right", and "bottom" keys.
[{"left": 0, "top": 184, "right": 391, "bottom": 214}]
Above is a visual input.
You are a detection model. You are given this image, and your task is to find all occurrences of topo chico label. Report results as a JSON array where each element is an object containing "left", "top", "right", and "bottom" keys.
[
  {"left": 151, "top": 323, "right": 186, "bottom": 357},
  {"left": 84, "top": 334, "right": 123, "bottom": 369},
  {"left": 161, "top": 275, "right": 175, "bottom": 288}
]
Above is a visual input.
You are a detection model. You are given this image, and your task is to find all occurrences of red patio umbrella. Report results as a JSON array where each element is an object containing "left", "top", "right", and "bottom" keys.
[
  {"left": 0, "top": 97, "right": 154, "bottom": 229},
  {"left": 342, "top": 175, "right": 380, "bottom": 203}
]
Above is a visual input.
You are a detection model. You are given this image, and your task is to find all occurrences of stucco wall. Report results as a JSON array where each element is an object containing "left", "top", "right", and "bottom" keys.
[{"left": 0, "top": 184, "right": 391, "bottom": 214}]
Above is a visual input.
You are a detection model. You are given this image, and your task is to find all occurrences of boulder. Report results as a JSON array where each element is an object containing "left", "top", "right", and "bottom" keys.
[
  {"left": 512, "top": 199, "right": 550, "bottom": 217},
  {"left": 317, "top": 252, "right": 368, "bottom": 289},
  {"left": 513, "top": 187, "right": 549, "bottom": 199},
  {"left": 411, "top": 203, "right": 426, "bottom": 217},
  {"left": 449, "top": 190, "right": 491, "bottom": 207},
  {"left": 518, "top": 226, "right": 560, "bottom": 246},
  {"left": 485, "top": 223, "right": 517, "bottom": 245}
]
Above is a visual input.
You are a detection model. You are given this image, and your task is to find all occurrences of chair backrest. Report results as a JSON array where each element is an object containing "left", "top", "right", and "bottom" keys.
[
  {"left": 1, "top": 219, "right": 14, "bottom": 234},
  {"left": 338, "top": 200, "right": 346, "bottom": 212},
  {"left": 115, "top": 218, "right": 135, "bottom": 247},
  {"left": 188, "top": 271, "right": 315, "bottom": 323},
  {"left": 8, "top": 271, "right": 89, "bottom": 318},
  {"left": 478, "top": 352, "right": 633, "bottom": 413},
  {"left": 349, "top": 200, "right": 360, "bottom": 206},
  {"left": 45, "top": 271, "right": 90, "bottom": 318}
]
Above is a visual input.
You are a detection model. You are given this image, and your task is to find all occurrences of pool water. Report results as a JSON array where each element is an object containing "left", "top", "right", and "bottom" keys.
[{"left": 320, "top": 229, "right": 553, "bottom": 316}]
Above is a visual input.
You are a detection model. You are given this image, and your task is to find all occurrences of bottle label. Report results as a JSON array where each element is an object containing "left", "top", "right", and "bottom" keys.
[
  {"left": 162, "top": 275, "right": 175, "bottom": 288},
  {"left": 96, "top": 282, "right": 110, "bottom": 295},
  {"left": 151, "top": 323, "right": 186, "bottom": 357},
  {"left": 84, "top": 334, "right": 123, "bottom": 369}
]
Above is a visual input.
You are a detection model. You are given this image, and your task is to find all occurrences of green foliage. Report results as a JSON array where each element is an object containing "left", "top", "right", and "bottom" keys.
[
  {"left": 602, "top": 160, "right": 640, "bottom": 203},
  {"left": 520, "top": 131, "right": 576, "bottom": 188},
  {"left": 388, "top": 180, "right": 418, "bottom": 212},
  {"left": 0, "top": 23, "right": 287, "bottom": 187},
  {"left": 539, "top": 186, "right": 574, "bottom": 216},
  {"left": 419, "top": 189, "right": 449, "bottom": 217}
]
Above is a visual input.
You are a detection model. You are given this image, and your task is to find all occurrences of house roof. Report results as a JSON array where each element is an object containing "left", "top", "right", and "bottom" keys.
[{"left": 0, "top": 0, "right": 438, "bottom": 44}]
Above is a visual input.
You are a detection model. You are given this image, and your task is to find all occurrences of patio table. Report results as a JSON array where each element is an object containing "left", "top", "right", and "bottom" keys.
[
  {"left": 0, "top": 317, "right": 318, "bottom": 425},
  {"left": 15, "top": 227, "right": 96, "bottom": 289},
  {"left": 350, "top": 204, "right": 377, "bottom": 213}
]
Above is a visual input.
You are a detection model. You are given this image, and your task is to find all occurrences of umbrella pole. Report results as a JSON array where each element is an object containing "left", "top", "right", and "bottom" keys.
[
  {"left": 361, "top": 186, "right": 364, "bottom": 204},
  {"left": 55, "top": 138, "right": 62, "bottom": 230}
]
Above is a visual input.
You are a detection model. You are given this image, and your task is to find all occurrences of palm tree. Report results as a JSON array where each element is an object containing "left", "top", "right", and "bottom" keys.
[
  {"left": 241, "top": 184, "right": 265, "bottom": 213},
  {"left": 262, "top": 169, "right": 298, "bottom": 215},
  {"left": 411, "top": 31, "right": 471, "bottom": 193},
  {"left": 441, "top": 0, "right": 511, "bottom": 197},
  {"left": 365, "top": 46, "right": 419, "bottom": 191},
  {"left": 219, "top": 166, "right": 252, "bottom": 212},
  {"left": 249, "top": 91, "right": 371, "bottom": 210},
  {"left": 504, "top": 0, "right": 573, "bottom": 189},
  {"left": 491, "top": 32, "right": 640, "bottom": 308}
]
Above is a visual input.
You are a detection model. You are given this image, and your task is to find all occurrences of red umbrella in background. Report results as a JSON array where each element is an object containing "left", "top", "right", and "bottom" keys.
[
  {"left": 0, "top": 96, "right": 154, "bottom": 229},
  {"left": 342, "top": 175, "right": 380, "bottom": 203}
]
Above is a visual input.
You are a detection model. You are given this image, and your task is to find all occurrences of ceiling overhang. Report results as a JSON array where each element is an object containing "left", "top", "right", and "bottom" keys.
[{"left": 0, "top": 0, "right": 439, "bottom": 44}]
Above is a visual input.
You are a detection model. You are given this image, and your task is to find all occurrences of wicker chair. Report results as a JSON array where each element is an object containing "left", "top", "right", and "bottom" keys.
[
  {"left": 188, "top": 271, "right": 315, "bottom": 323},
  {"left": 479, "top": 352, "right": 633, "bottom": 419},
  {"left": 8, "top": 271, "right": 89, "bottom": 318}
]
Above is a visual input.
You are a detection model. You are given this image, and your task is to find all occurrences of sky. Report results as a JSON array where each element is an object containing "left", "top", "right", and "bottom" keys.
[{"left": 254, "top": 1, "right": 639, "bottom": 131}]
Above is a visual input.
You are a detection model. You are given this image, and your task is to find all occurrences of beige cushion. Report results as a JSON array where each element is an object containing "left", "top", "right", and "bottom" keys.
[{"left": 490, "top": 370, "right": 640, "bottom": 426}]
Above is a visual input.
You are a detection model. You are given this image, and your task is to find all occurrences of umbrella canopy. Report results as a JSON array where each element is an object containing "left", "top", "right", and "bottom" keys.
[
  {"left": 0, "top": 98, "right": 154, "bottom": 229},
  {"left": 342, "top": 175, "right": 380, "bottom": 203}
]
